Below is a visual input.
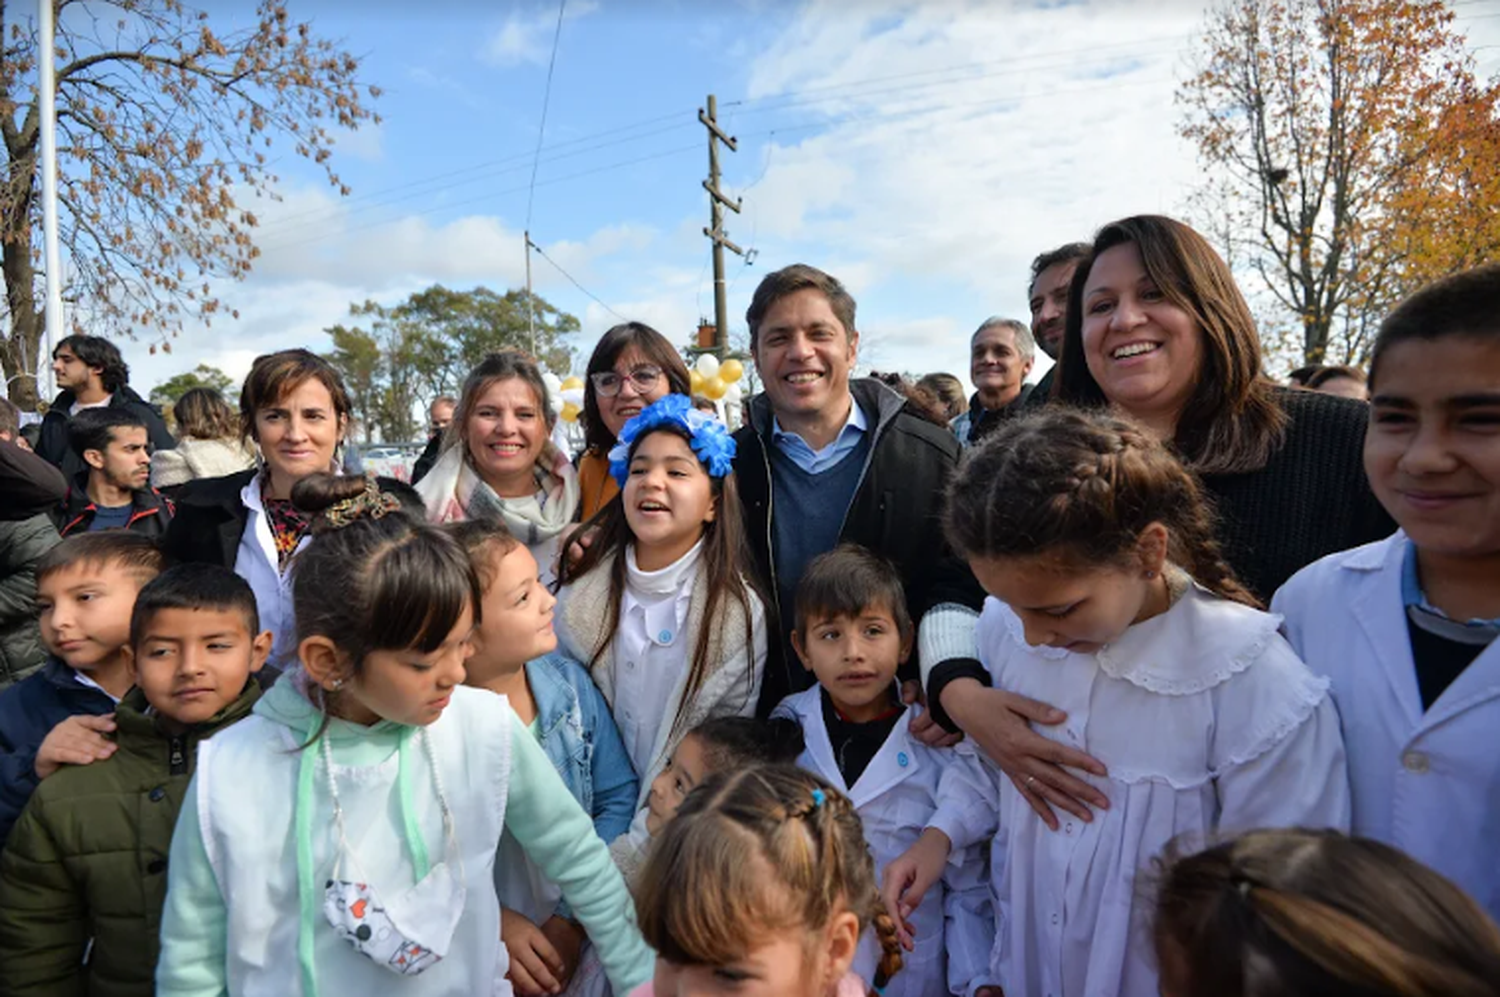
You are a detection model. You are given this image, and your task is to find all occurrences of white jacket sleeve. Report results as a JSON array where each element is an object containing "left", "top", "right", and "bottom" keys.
[{"left": 155, "top": 776, "right": 229, "bottom": 997}]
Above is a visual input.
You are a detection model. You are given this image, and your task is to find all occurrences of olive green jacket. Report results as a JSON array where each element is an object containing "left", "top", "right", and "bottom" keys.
[{"left": 0, "top": 681, "right": 260, "bottom": 997}]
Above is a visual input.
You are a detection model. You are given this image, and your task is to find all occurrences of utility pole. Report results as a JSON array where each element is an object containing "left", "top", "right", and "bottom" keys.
[
  {"left": 699, "top": 94, "right": 743, "bottom": 360},
  {"left": 524, "top": 230, "right": 536, "bottom": 356}
]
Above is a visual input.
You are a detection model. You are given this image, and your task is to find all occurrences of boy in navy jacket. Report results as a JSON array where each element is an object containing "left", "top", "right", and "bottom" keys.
[{"left": 0, "top": 532, "right": 164, "bottom": 843}]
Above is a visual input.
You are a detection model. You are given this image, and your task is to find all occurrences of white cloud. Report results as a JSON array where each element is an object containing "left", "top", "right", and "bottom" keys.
[{"left": 482, "top": 0, "right": 601, "bottom": 67}]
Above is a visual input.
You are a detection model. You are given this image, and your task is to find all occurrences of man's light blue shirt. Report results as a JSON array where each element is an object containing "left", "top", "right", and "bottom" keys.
[{"left": 770, "top": 394, "right": 869, "bottom": 475}]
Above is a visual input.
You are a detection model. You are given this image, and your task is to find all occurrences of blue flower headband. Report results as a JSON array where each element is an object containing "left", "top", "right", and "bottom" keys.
[{"left": 608, "top": 394, "right": 737, "bottom": 487}]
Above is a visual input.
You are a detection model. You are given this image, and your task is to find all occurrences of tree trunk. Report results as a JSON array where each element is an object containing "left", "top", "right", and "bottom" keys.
[{"left": 1, "top": 231, "right": 44, "bottom": 411}]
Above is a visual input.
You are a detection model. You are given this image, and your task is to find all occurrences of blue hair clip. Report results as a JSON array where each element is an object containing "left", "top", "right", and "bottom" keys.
[
  {"left": 810, "top": 788, "right": 826, "bottom": 808},
  {"left": 607, "top": 393, "right": 737, "bottom": 487}
]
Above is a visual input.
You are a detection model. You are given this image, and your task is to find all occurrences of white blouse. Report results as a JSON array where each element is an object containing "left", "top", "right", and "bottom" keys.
[
  {"left": 979, "top": 585, "right": 1351, "bottom": 997},
  {"left": 612, "top": 540, "right": 702, "bottom": 777}
]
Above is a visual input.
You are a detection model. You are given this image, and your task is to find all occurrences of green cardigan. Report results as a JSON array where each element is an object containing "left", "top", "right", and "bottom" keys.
[{"left": 0, "top": 681, "right": 259, "bottom": 997}]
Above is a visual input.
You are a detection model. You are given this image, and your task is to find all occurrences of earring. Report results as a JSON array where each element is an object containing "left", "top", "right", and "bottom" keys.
[
  {"left": 1145, "top": 570, "right": 1157, "bottom": 579},
  {"left": 329, "top": 678, "right": 345, "bottom": 691}
]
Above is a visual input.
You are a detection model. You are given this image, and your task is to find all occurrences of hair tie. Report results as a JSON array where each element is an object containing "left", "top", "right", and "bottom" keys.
[
  {"left": 322, "top": 474, "right": 402, "bottom": 529},
  {"left": 810, "top": 788, "right": 826, "bottom": 809},
  {"left": 607, "top": 394, "right": 737, "bottom": 487},
  {"left": 1234, "top": 877, "right": 1253, "bottom": 899}
]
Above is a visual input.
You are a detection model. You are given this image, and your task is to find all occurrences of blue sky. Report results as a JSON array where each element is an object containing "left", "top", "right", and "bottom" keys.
[{"left": 89, "top": 0, "right": 1500, "bottom": 403}]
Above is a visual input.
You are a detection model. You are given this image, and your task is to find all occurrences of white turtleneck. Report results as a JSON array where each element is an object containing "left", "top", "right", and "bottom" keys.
[{"left": 613, "top": 538, "right": 705, "bottom": 776}]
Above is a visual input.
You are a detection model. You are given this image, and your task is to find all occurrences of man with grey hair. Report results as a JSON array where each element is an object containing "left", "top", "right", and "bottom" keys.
[{"left": 951, "top": 316, "right": 1035, "bottom": 446}]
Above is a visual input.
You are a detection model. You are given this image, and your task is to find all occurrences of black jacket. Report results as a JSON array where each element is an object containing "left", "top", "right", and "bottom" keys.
[
  {"left": 36, "top": 386, "right": 175, "bottom": 482},
  {"left": 734, "top": 378, "right": 985, "bottom": 716},
  {"left": 410, "top": 433, "right": 443, "bottom": 485},
  {"left": 159, "top": 469, "right": 257, "bottom": 569},
  {"left": 55, "top": 475, "right": 174, "bottom": 539}
]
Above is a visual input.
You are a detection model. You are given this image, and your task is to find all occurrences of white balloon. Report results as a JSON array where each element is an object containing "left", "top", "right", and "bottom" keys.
[
  {"left": 695, "top": 353, "right": 720, "bottom": 379},
  {"left": 561, "top": 387, "right": 585, "bottom": 408},
  {"left": 724, "top": 382, "right": 744, "bottom": 402}
]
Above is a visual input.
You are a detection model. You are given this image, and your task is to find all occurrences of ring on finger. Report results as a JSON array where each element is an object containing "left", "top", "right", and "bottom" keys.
[{"left": 1024, "top": 775, "right": 1037, "bottom": 790}]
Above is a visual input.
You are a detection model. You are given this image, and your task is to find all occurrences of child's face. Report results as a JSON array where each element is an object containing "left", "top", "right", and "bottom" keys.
[
  {"left": 646, "top": 733, "right": 709, "bottom": 836},
  {"left": 127, "top": 607, "right": 271, "bottom": 726},
  {"left": 623, "top": 431, "right": 716, "bottom": 557},
  {"left": 468, "top": 544, "right": 557, "bottom": 684},
  {"left": 335, "top": 606, "right": 475, "bottom": 727},
  {"left": 37, "top": 561, "right": 147, "bottom": 672},
  {"left": 971, "top": 546, "right": 1164, "bottom": 654},
  {"left": 793, "top": 604, "right": 909, "bottom": 723},
  {"left": 1366, "top": 337, "right": 1500, "bottom": 559},
  {"left": 651, "top": 909, "right": 861, "bottom": 997}
]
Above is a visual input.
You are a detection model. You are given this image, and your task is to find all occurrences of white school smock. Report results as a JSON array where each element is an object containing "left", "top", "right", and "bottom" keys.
[
  {"left": 979, "top": 587, "right": 1350, "bottom": 997},
  {"left": 612, "top": 541, "right": 700, "bottom": 777},
  {"left": 1273, "top": 533, "right": 1500, "bottom": 920},
  {"left": 233, "top": 476, "right": 307, "bottom": 675},
  {"left": 774, "top": 687, "right": 995, "bottom": 997}
]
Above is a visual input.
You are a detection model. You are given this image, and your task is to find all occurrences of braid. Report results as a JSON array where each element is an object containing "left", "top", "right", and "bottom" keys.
[{"left": 868, "top": 908, "right": 905, "bottom": 990}]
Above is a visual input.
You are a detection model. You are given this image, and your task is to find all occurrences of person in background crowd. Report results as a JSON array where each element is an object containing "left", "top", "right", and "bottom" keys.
[
  {"left": 951, "top": 317, "right": 1036, "bottom": 446},
  {"left": 17, "top": 423, "right": 40, "bottom": 453},
  {"left": 930, "top": 215, "right": 1389, "bottom": 843},
  {"left": 1287, "top": 364, "right": 1324, "bottom": 387},
  {"left": 36, "top": 335, "right": 173, "bottom": 480},
  {"left": 0, "top": 398, "right": 64, "bottom": 690},
  {"left": 1154, "top": 829, "right": 1500, "bottom": 997},
  {"left": 162, "top": 349, "right": 354, "bottom": 677},
  {"left": 150, "top": 387, "right": 256, "bottom": 493},
  {"left": 690, "top": 395, "right": 718, "bottom": 416},
  {"left": 410, "top": 394, "right": 457, "bottom": 485},
  {"left": 914, "top": 372, "right": 967, "bottom": 424},
  {"left": 735, "top": 263, "right": 985, "bottom": 731},
  {"left": 1306, "top": 364, "right": 1369, "bottom": 401},
  {"left": 1273, "top": 264, "right": 1500, "bottom": 923},
  {"left": 418, "top": 350, "right": 582, "bottom": 588},
  {"left": 56, "top": 409, "right": 174, "bottom": 538},
  {"left": 1025, "top": 241, "right": 1092, "bottom": 407},
  {"left": 577, "top": 323, "right": 692, "bottom": 520}
]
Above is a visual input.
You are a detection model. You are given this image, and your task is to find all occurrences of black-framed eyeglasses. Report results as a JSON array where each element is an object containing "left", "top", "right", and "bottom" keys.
[{"left": 591, "top": 364, "right": 664, "bottom": 398}]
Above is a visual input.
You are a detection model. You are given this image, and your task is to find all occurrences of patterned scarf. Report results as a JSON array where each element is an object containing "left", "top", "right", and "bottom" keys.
[
  {"left": 263, "top": 491, "right": 312, "bottom": 571},
  {"left": 415, "top": 442, "right": 580, "bottom": 545}
]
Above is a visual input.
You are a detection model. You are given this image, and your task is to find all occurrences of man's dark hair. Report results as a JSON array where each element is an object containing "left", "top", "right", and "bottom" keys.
[
  {"left": 36, "top": 531, "right": 165, "bottom": 587},
  {"left": 130, "top": 563, "right": 260, "bottom": 649},
  {"left": 1368, "top": 263, "right": 1500, "bottom": 389},
  {"left": 1028, "top": 242, "right": 1092, "bottom": 294},
  {"left": 0, "top": 397, "right": 19, "bottom": 439},
  {"left": 55, "top": 335, "right": 129, "bottom": 393},
  {"left": 746, "top": 264, "right": 857, "bottom": 349},
  {"left": 1287, "top": 364, "right": 1324, "bottom": 387},
  {"left": 793, "top": 543, "right": 913, "bottom": 642},
  {"left": 69, "top": 407, "right": 147, "bottom": 460}
]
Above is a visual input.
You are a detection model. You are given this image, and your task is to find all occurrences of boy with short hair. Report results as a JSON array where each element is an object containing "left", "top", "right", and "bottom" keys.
[
  {"left": 57, "top": 408, "right": 174, "bottom": 538},
  {"left": 0, "top": 563, "right": 269, "bottom": 995},
  {"left": 0, "top": 532, "right": 164, "bottom": 842},
  {"left": 773, "top": 544, "right": 996, "bottom": 997},
  {"left": 1273, "top": 262, "right": 1500, "bottom": 921}
]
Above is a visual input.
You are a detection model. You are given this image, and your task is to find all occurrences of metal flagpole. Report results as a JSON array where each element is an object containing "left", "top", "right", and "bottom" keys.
[{"left": 39, "top": 0, "right": 63, "bottom": 402}]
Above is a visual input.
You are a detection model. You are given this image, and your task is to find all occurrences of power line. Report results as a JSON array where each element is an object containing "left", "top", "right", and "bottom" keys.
[
  {"left": 529, "top": 240, "right": 626, "bottom": 321},
  {"left": 526, "top": 0, "right": 569, "bottom": 233}
]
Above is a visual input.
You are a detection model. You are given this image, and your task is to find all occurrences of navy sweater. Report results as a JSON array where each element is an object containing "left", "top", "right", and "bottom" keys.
[{"left": 0, "top": 658, "right": 116, "bottom": 845}]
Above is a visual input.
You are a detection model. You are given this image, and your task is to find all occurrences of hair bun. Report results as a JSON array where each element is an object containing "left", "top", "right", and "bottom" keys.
[{"left": 292, "top": 473, "right": 403, "bottom": 532}]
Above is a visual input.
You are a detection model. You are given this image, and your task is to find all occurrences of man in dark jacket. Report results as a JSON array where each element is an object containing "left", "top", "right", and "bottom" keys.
[
  {"left": 734, "top": 263, "right": 985, "bottom": 724},
  {"left": 0, "top": 401, "right": 64, "bottom": 689},
  {"left": 950, "top": 316, "right": 1036, "bottom": 446},
  {"left": 36, "top": 335, "right": 174, "bottom": 480},
  {"left": 55, "top": 408, "right": 173, "bottom": 538},
  {"left": 410, "top": 394, "right": 456, "bottom": 485},
  {"left": 1024, "top": 241, "right": 1092, "bottom": 409}
]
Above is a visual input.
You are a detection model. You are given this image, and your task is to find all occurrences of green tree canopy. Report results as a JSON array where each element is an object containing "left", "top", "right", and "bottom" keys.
[{"left": 149, "top": 363, "right": 234, "bottom": 408}]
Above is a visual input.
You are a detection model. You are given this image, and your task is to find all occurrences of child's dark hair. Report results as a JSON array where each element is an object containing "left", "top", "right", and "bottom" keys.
[
  {"left": 130, "top": 563, "right": 260, "bottom": 649},
  {"left": 290, "top": 474, "right": 479, "bottom": 732},
  {"left": 560, "top": 421, "right": 760, "bottom": 742},
  {"left": 1368, "top": 262, "right": 1500, "bottom": 389},
  {"left": 443, "top": 517, "right": 521, "bottom": 591},
  {"left": 36, "top": 532, "right": 165, "bottom": 587},
  {"left": 690, "top": 716, "right": 806, "bottom": 771},
  {"left": 68, "top": 407, "right": 148, "bottom": 460},
  {"left": 1153, "top": 828, "right": 1500, "bottom": 997},
  {"left": 946, "top": 408, "right": 1260, "bottom": 608},
  {"left": 794, "top": 544, "right": 913, "bottom": 643},
  {"left": 636, "top": 765, "right": 902, "bottom": 993}
]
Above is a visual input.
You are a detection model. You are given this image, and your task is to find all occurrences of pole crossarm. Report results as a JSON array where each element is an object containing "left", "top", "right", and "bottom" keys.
[
  {"left": 703, "top": 227, "right": 745, "bottom": 256},
  {"left": 702, "top": 179, "right": 742, "bottom": 213},
  {"left": 697, "top": 108, "right": 738, "bottom": 149}
]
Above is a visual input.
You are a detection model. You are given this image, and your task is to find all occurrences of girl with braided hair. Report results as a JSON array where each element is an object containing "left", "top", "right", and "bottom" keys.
[
  {"left": 918, "top": 407, "right": 1350, "bottom": 997},
  {"left": 630, "top": 765, "right": 902, "bottom": 997}
]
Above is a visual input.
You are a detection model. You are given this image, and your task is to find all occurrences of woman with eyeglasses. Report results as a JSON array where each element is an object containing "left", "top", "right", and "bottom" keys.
[{"left": 577, "top": 323, "right": 693, "bottom": 519}]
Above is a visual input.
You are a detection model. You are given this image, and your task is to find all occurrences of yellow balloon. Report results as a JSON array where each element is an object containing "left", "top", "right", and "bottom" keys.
[
  {"left": 719, "top": 358, "right": 744, "bottom": 383},
  {"left": 690, "top": 370, "right": 706, "bottom": 393},
  {"left": 561, "top": 401, "right": 581, "bottom": 423},
  {"left": 561, "top": 376, "right": 584, "bottom": 391},
  {"left": 704, "top": 376, "right": 728, "bottom": 400}
]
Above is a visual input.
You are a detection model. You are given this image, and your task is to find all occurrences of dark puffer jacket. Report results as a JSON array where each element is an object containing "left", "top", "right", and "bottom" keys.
[
  {"left": 0, "top": 514, "right": 61, "bottom": 690},
  {"left": 35, "top": 386, "right": 174, "bottom": 482},
  {"left": 0, "top": 682, "right": 260, "bottom": 997}
]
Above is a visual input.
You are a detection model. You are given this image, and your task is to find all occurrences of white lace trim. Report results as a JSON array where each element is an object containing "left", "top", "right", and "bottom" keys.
[
  {"left": 1213, "top": 670, "right": 1331, "bottom": 773},
  {"left": 1095, "top": 590, "right": 1284, "bottom": 696}
]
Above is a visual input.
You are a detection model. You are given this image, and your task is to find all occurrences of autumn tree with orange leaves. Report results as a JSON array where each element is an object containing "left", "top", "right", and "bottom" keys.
[
  {"left": 1178, "top": 0, "right": 1500, "bottom": 366},
  {"left": 0, "top": 0, "right": 380, "bottom": 407}
]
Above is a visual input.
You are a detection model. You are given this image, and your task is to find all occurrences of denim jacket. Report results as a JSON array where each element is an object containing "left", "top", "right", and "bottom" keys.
[{"left": 527, "top": 653, "right": 639, "bottom": 845}]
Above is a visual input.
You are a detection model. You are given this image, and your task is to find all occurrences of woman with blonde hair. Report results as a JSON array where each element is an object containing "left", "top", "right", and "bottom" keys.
[{"left": 151, "top": 387, "right": 255, "bottom": 491}]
